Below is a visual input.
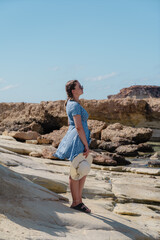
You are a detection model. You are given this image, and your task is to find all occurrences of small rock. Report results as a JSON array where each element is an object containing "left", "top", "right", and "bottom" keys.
[
  {"left": 150, "top": 151, "right": 160, "bottom": 160},
  {"left": 148, "top": 160, "right": 160, "bottom": 168},
  {"left": 41, "top": 146, "right": 59, "bottom": 159},
  {"left": 26, "top": 140, "right": 38, "bottom": 144},
  {"left": 3, "top": 130, "right": 40, "bottom": 142},
  {"left": 91, "top": 151, "right": 130, "bottom": 166},
  {"left": 29, "top": 151, "right": 42, "bottom": 157},
  {"left": 115, "top": 145, "right": 139, "bottom": 157}
]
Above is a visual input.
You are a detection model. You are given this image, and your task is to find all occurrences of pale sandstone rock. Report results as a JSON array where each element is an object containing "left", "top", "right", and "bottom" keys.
[
  {"left": 0, "top": 163, "right": 67, "bottom": 202},
  {"left": 150, "top": 151, "right": 160, "bottom": 160},
  {"left": 111, "top": 175, "right": 160, "bottom": 204},
  {"left": 0, "top": 145, "right": 160, "bottom": 239},
  {"left": 0, "top": 138, "right": 44, "bottom": 155},
  {"left": 29, "top": 151, "right": 42, "bottom": 157},
  {"left": 133, "top": 168, "right": 160, "bottom": 176},
  {"left": 103, "top": 166, "right": 160, "bottom": 176},
  {"left": 26, "top": 139, "right": 38, "bottom": 144},
  {"left": 113, "top": 202, "right": 160, "bottom": 234},
  {"left": 0, "top": 135, "right": 16, "bottom": 141},
  {"left": 21, "top": 173, "right": 68, "bottom": 193},
  {"left": 1, "top": 164, "right": 155, "bottom": 240},
  {"left": 114, "top": 202, "right": 160, "bottom": 218}
]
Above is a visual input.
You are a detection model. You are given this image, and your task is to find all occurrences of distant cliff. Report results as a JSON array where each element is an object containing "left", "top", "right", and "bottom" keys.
[{"left": 108, "top": 85, "right": 160, "bottom": 99}]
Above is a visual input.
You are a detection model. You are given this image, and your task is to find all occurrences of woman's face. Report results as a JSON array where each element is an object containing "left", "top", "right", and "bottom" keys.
[{"left": 72, "top": 81, "right": 83, "bottom": 96}]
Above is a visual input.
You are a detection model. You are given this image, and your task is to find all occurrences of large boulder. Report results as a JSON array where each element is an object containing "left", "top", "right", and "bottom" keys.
[
  {"left": 87, "top": 119, "right": 107, "bottom": 139},
  {"left": 91, "top": 150, "right": 131, "bottom": 166},
  {"left": 115, "top": 144, "right": 139, "bottom": 157},
  {"left": 101, "top": 123, "right": 152, "bottom": 144},
  {"left": 3, "top": 130, "right": 40, "bottom": 142}
]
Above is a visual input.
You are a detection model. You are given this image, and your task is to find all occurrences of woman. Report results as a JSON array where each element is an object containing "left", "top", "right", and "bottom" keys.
[{"left": 53, "top": 80, "right": 92, "bottom": 213}]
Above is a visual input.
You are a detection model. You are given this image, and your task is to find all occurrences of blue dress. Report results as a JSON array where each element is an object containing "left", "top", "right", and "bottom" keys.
[{"left": 53, "top": 100, "right": 91, "bottom": 161}]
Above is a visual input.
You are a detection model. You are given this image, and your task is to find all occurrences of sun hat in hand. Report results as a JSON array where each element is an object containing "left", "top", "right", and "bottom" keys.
[{"left": 70, "top": 153, "right": 93, "bottom": 180}]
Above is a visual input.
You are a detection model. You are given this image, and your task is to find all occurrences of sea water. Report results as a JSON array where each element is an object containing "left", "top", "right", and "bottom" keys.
[{"left": 126, "top": 141, "right": 160, "bottom": 169}]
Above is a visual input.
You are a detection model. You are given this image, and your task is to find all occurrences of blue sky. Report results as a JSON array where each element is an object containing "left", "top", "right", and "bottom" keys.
[{"left": 0, "top": 0, "right": 160, "bottom": 103}]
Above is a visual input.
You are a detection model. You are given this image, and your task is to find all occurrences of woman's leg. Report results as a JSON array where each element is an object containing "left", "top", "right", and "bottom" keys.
[
  {"left": 78, "top": 175, "right": 86, "bottom": 202},
  {"left": 79, "top": 175, "right": 91, "bottom": 212},
  {"left": 69, "top": 176, "right": 81, "bottom": 207}
]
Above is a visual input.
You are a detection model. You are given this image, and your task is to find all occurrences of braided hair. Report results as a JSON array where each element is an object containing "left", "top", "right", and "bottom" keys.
[{"left": 65, "top": 80, "right": 78, "bottom": 106}]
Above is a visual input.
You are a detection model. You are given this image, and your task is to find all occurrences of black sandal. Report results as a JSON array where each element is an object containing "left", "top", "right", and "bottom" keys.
[{"left": 71, "top": 202, "right": 91, "bottom": 213}]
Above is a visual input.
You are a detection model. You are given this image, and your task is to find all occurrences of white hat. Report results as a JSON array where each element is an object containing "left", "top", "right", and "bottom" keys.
[{"left": 70, "top": 153, "right": 93, "bottom": 180}]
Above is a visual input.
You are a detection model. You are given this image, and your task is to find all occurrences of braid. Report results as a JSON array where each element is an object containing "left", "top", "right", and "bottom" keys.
[{"left": 64, "top": 80, "right": 78, "bottom": 106}]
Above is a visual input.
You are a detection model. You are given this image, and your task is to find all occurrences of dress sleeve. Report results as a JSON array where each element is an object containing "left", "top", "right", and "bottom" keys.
[{"left": 71, "top": 102, "right": 81, "bottom": 116}]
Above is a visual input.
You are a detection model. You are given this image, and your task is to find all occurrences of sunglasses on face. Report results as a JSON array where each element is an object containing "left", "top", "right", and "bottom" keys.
[{"left": 79, "top": 84, "right": 83, "bottom": 89}]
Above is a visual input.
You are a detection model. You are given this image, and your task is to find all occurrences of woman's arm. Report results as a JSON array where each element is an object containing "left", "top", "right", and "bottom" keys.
[{"left": 73, "top": 114, "right": 90, "bottom": 158}]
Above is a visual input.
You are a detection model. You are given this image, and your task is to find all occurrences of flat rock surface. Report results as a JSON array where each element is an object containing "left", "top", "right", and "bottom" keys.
[{"left": 0, "top": 137, "right": 160, "bottom": 239}]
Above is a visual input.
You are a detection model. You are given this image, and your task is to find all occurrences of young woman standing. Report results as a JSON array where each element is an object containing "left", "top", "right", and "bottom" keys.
[{"left": 53, "top": 80, "right": 92, "bottom": 213}]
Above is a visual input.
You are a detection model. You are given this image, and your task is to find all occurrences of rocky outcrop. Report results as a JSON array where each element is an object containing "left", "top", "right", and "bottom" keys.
[
  {"left": 0, "top": 98, "right": 160, "bottom": 140},
  {"left": 2, "top": 121, "right": 153, "bottom": 158},
  {"left": 101, "top": 123, "right": 152, "bottom": 143},
  {"left": 0, "top": 101, "right": 67, "bottom": 134},
  {"left": 108, "top": 85, "right": 160, "bottom": 99}
]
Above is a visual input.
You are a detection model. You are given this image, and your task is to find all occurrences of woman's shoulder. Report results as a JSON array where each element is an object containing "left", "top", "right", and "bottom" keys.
[
  {"left": 67, "top": 100, "right": 81, "bottom": 108},
  {"left": 66, "top": 100, "right": 82, "bottom": 115}
]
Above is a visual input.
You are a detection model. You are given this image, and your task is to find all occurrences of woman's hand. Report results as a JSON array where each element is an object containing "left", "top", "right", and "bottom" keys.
[{"left": 83, "top": 145, "right": 90, "bottom": 158}]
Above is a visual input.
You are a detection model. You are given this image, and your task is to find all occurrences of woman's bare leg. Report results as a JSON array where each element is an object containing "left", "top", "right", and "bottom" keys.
[
  {"left": 69, "top": 176, "right": 81, "bottom": 207},
  {"left": 78, "top": 175, "right": 86, "bottom": 202},
  {"left": 79, "top": 175, "right": 91, "bottom": 212}
]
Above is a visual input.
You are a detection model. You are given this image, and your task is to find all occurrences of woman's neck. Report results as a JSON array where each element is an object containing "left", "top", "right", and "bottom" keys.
[{"left": 70, "top": 96, "right": 80, "bottom": 103}]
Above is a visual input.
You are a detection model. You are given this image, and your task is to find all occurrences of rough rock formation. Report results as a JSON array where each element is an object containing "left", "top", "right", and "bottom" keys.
[
  {"left": 0, "top": 98, "right": 160, "bottom": 140},
  {"left": 0, "top": 101, "right": 67, "bottom": 134},
  {"left": 108, "top": 85, "right": 160, "bottom": 99},
  {"left": 101, "top": 123, "right": 152, "bottom": 143}
]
